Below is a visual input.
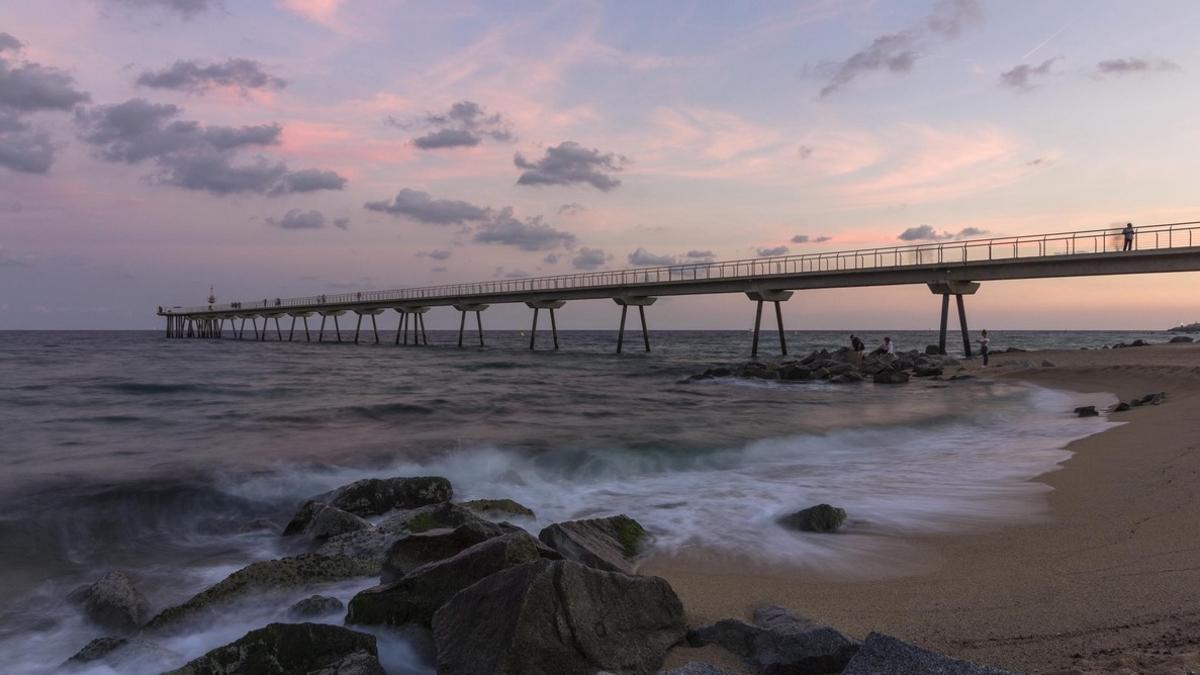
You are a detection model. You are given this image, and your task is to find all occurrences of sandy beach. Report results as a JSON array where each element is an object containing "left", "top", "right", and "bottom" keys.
[{"left": 651, "top": 343, "right": 1200, "bottom": 674}]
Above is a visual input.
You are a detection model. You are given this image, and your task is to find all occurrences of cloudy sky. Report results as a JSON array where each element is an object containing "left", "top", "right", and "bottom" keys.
[{"left": 3, "top": 0, "right": 1200, "bottom": 330}]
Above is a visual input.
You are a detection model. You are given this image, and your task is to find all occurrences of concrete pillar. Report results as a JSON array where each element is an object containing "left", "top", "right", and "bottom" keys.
[
  {"left": 746, "top": 290, "right": 794, "bottom": 358},
  {"left": 613, "top": 297, "right": 656, "bottom": 353},
  {"left": 525, "top": 300, "right": 565, "bottom": 351},
  {"left": 352, "top": 309, "right": 384, "bottom": 345},
  {"left": 319, "top": 310, "right": 346, "bottom": 343},
  {"left": 927, "top": 281, "right": 980, "bottom": 357},
  {"left": 452, "top": 304, "right": 489, "bottom": 348}
]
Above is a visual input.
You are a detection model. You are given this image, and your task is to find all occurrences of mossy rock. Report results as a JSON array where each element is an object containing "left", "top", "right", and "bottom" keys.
[{"left": 461, "top": 498, "right": 536, "bottom": 519}]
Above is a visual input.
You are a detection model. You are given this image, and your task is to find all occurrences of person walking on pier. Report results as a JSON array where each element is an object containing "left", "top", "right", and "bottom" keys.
[
  {"left": 1122, "top": 223, "right": 1135, "bottom": 251},
  {"left": 978, "top": 329, "right": 990, "bottom": 367}
]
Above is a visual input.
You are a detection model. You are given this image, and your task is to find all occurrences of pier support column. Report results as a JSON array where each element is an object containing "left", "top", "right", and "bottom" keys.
[
  {"left": 613, "top": 296, "right": 656, "bottom": 353},
  {"left": 273, "top": 316, "right": 283, "bottom": 341},
  {"left": 318, "top": 310, "right": 345, "bottom": 343},
  {"left": 454, "top": 304, "right": 489, "bottom": 348},
  {"left": 238, "top": 317, "right": 246, "bottom": 340},
  {"left": 928, "top": 281, "right": 980, "bottom": 358},
  {"left": 525, "top": 300, "right": 565, "bottom": 351},
  {"left": 394, "top": 310, "right": 407, "bottom": 345},
  {"left": 353, "top": 309, "right": 384, "bottom": 344},
  {"left": 746, "top": 290, "right": 794, "bottom": 359},
  {"left": 289, "top": 316, "right": 296, "bottom": 342},
  {"left": 396, "top": 307, "right": 430, "bottom": 346}
]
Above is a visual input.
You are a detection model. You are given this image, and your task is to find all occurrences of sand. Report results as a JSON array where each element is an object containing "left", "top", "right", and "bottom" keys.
[{"left": 650, "top": 343, "right": 1200, "bottom": 674}]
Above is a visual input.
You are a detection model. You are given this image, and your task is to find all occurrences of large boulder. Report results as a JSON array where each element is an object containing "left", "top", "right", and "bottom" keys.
[
  {"left": 312, "top": 529, "right": 394, "bottom": 562},
  {"left": 377, "top": 501, "right": 481, "bottom": 534},
  {"left": 68, "top": 571, "right": 150, "bottom": 633},
  {"left": 163, "top": 622, "right": 385, "bottom": 675},
  {"left": 842, "top": 632, "right": 1014, "bottom": 674},
  {"left": 347, "top": 530, "right": 548, "bottom": 628},
  {"left": 144, "top": 555, "right": 378, "bottom": 633},
  {"left": 381, "top": 519, "right": 520, "bottom": 583},
  {"left": 778, "top": 504, "right": 846, "bottom": 533},
  {"left": 538, "top": 514, "right": 647, "bottom": 574},
  {"left": 1074, "top": 405, "right": 1099, "bottom": 417},
  {"left": 688, "top": 606, "right": 858, "bottom": 675},
  {"left": 461, "top": 498, "right": 536, "bottom": 519},
  {"left": 64, "top": 636, "right": 180, "bottom": 671},
  {"left": 318, "top": 476, "right": 452, "bottom": 517},
  {"left": 282, "top": 501, "right": 372, "bottom": 540},
  {"left": 874, "top": 369, "right": 910, "bottom": 385},
  {"left": 432, "top": 559, "right": 686, "bottom": 675}
]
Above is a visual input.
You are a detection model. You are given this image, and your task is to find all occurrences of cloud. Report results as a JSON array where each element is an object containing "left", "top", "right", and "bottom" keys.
[
  {"left": 791, "top": 234, "right": 832, "bottom": 244},
  {"left": 431, "top": 266, "right": 447, "bottom": 273},
  {"left": 75, "top": 98, "right": 345, "bottom": 195},
  {"left": 797, "top": 145, "right": 814, "bottom": 159},
  {"left": 999, "top": 58, "right": 1057, "bottom": 91},
  {"left": 543, "top": 253, "right": 560, "bottom": 264},
  {"left": 417, "top": 249, "right": 451, "bottom": 260},
  {"left": 818, "top": 0, "right": 981, "bottom": 97},
  {"left": 364, "top": 188, "right": 490, "bottom": 225},
  {"left": 514, "top": 141, "right": 627, "bottom": 191},
  {"left": 504, "top": 270, "right": 531, "bottom": 279},
  {"left": 628, "top": 248, "right": 676, "bottom": 266},
  {"left": 572, "top": 247, "right": 608, "bottom": 270},
  {"left": 686, "top": 249, "right": 715, "bottom": 259},
  {"left": 398, "top": 100, "right": 513, "bottom": 150},
  {"left": 0, "top": 120, "right": 55, "bottom": 174},
  {"left": 473, "top": 208, "right": 577, "bottom": 251},
  {"left": 0, "top": 33, "right": 21, "bottom": 53},
  {"left": 0, "top": 58, "right": 91, "bottom": 113},
  {"left": 756, "top": 245, "right": 789, "bottom": 257},
  {"left": 898, "top": 225, "right": 988, "bottom": 241},
  {"left": 1097, "top": 58, "right": 1180, "bottom": 75},
  {"left": 107, "top": 0, "right": 217, "bottom": 16},
  {"left": 267, "top": 208, "right": 326, "bottom": 230},
  {"left": 136, "top": 59, "right": 286, "bottom": 94},
  {"left": 557, "top": 202, "right": 586, "bottom": 215}
]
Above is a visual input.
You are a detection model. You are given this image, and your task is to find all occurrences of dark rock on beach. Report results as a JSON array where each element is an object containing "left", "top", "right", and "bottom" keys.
[
  {"left": 1133, "top": 392, "right": 1167, "bottom": 406},
  {"left": 842, "top": 632, "right": 1014, "bottom": 674},
  {"left": 144, "top": 554, "right": 378, "bottom": 633},
  {"left": 1112, "top": 401, "right": 1133, "bottom": 412},
  {"left": 1169, "top": 335, "right": 1194, "bottom": 343},
  {"left": 461, "top": 498, "right": 536, "bottom": 519},
  {"left": 380, "top": 519, "right": 520, "bottom": 583},
  {"left": 688, "top": 605, "right": 858, "bottom": 675},
  {"left": 432, "top": 559, "right": 686, "bottom": 675},
  {"left": 538, "top": 514, "right": 648, "bottom": 574},
  {"left": 282, "top": 500, "right": 372, "bottom": 540},
  {"left": 64, "top": 636, "right": 181, "bottom": 671},
  {"left": 163, "top": 622, "right": 385, "bottom": 675},
  {"left": 347, "top": 530, "right": 547, "bottom": 628},
  {"left": 1074, "top": 405, "right": 1099, "bottom": 417},
  {"left": 873, "top": 369, "right": 910, "bottom": 384},
  {"left": 317, "top": 475, "right": 452, "bottom": 518},
  {"left": 778, "top": 504, "right": 847, "bottom": 533},
  {"left": 67, "top": 570, "right": 150, "bottom": 634},
  {"left": 287, "top": 594, "right": 344, "bottom": 619},
  {"left": 377, "top": 501, "right": 480, "bottom": 534}
]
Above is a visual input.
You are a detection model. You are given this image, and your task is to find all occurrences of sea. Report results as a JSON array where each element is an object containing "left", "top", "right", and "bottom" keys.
[{"left": 0, "top": 329, "right": 1163, "bottom": 673}]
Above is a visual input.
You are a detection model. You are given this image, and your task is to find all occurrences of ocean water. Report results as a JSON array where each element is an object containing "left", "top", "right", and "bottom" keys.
[{"left": 0, "top": 329, "right": 1157, "bottom": 673}]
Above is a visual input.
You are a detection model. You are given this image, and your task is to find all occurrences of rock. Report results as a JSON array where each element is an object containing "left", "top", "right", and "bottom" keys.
[
  {"left": 1170, "top": 336, "right": 1194, "bottom": 343},
  {"left": 538, "top": 514, "right": 647, "bottom": 574},
  {"left": 433, "top": 559, "right": 686, "bottom": 675},
  {"left": 873, "top": 370, "right": 910, "bottom": 384},
  {"left": 64, "top": 636, "right": 180, "bottom": 670},
  {"left": 778, "top": 364, "right": 814, "bottom": 381},
  {"left": 68, "top": 571, "right": 150, "bottom": 633},
  {"left": 687, "top": 606, "right": 858, "bottom": 675},
  {"left": 312, "top": 529, "right": 394, "bottom": 562},
  {"left": 1004, "top": 347, "right": 1026, "bottom": 353},
  {"left": 1041, "top": 360, "right": 1056, "bottom": 367},
  {"left": 163, "top": 622, "right": 385, "bottom": 675},
  {"left": 925, "top": 345, "right": 941, "bottom": 355},
  {"left": 287, "top": 594, "right": 344, "bottom": 619},
  {"left": 828, "top": 372, "right": 864, "bottom": 384},
  {"left": 144, "top": 555, "right": 378, "bottom": 633},
  {"left": 283, "top": 501, "right": 372, "bottom": 540},
  {"left": 1133, "top": 392, "right": 1167, "bottom": 406},
  {"left": 842, "top": 632, "right": 1014, "bottom": 674},
  {"left": 461, "top": 498, "right": 536, "bottom": 519},
  {"left": 317, "top": 476, "right": 452, "bottom": 518},
  {"left": 1112, "top": 401, "right": 1133, "bottom": 412},
  {"left": 778, "top": 504, "right": 847, "bottom": 533},
  {"left": 377, "top": 501, "right": 482, "bottom": 534},
  {"left": 913, "top": 364, "right": 943, "bottom": 377},
  {"left": 1074, "top": 405, "right": 1099, "bottom": 417},
  {"left": 660, "top": 663, "right": 739, "bottom": 675},
  {"left": 381, "top": 519, "right": 520, "bottom": 583},
  {"left": 347, "top": 530, "right": 548, "bottom": 628}
]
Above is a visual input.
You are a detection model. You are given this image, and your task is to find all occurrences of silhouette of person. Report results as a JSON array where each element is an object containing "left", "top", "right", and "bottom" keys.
[{"left": 1123, "top": 223, "right": 1135, "bottom": 251}]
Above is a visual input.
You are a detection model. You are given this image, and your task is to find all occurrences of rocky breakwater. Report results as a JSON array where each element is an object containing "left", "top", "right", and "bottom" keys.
[{"left": 689, "top": 346, "right": 967, "bottom": 386}]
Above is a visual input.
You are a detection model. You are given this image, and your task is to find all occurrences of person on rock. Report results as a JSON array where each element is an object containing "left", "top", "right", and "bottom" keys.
[{"left": 849, "top": 334, "right": 866, "bottom": 367}]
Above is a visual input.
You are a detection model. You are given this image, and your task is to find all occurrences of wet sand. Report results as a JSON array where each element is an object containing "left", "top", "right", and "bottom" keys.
[{"left": 651, "top": 343, "right": 1200, "bottom": 674}]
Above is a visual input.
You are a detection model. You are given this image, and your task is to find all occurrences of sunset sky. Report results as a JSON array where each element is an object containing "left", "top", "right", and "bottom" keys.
[{"left": 3, "top": 0, "right": 1200, "bottom": 330}]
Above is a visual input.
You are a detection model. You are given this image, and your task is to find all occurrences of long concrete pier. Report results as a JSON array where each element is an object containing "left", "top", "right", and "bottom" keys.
[{"left": 159, "top": 221, "right": 1200, "bottom": 357}]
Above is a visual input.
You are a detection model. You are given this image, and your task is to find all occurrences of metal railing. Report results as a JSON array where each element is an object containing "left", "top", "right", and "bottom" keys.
[{"left": 164, "top": 220, "right": 1200, "bottom": 314}]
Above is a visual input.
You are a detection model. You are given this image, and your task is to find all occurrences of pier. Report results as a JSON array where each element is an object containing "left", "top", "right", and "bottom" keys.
[{"left": 160, "top": 221, "right": 1200, "bottom": 357}]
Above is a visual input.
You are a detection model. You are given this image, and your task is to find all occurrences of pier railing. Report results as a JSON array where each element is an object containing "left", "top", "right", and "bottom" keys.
[{"left": 165, "top": 220, "right": 1200, "bottom": 314}]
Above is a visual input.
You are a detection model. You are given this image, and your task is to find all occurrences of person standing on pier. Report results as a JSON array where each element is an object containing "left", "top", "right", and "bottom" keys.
[
  {"left": 978, "top": 329, "right": 991, "bottom": 367},
  {"left": 1123, "top": 223, "right": 1135, "bottom": 251}
]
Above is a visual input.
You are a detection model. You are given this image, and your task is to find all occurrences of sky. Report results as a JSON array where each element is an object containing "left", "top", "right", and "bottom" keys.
[{"left": 3, "top": 0, "right": 1200, "bottom": 330}]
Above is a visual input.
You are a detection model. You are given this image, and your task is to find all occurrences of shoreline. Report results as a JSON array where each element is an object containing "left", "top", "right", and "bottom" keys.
[{"left": 650, "top": 343, "right": 1200, "bottom": 674}]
